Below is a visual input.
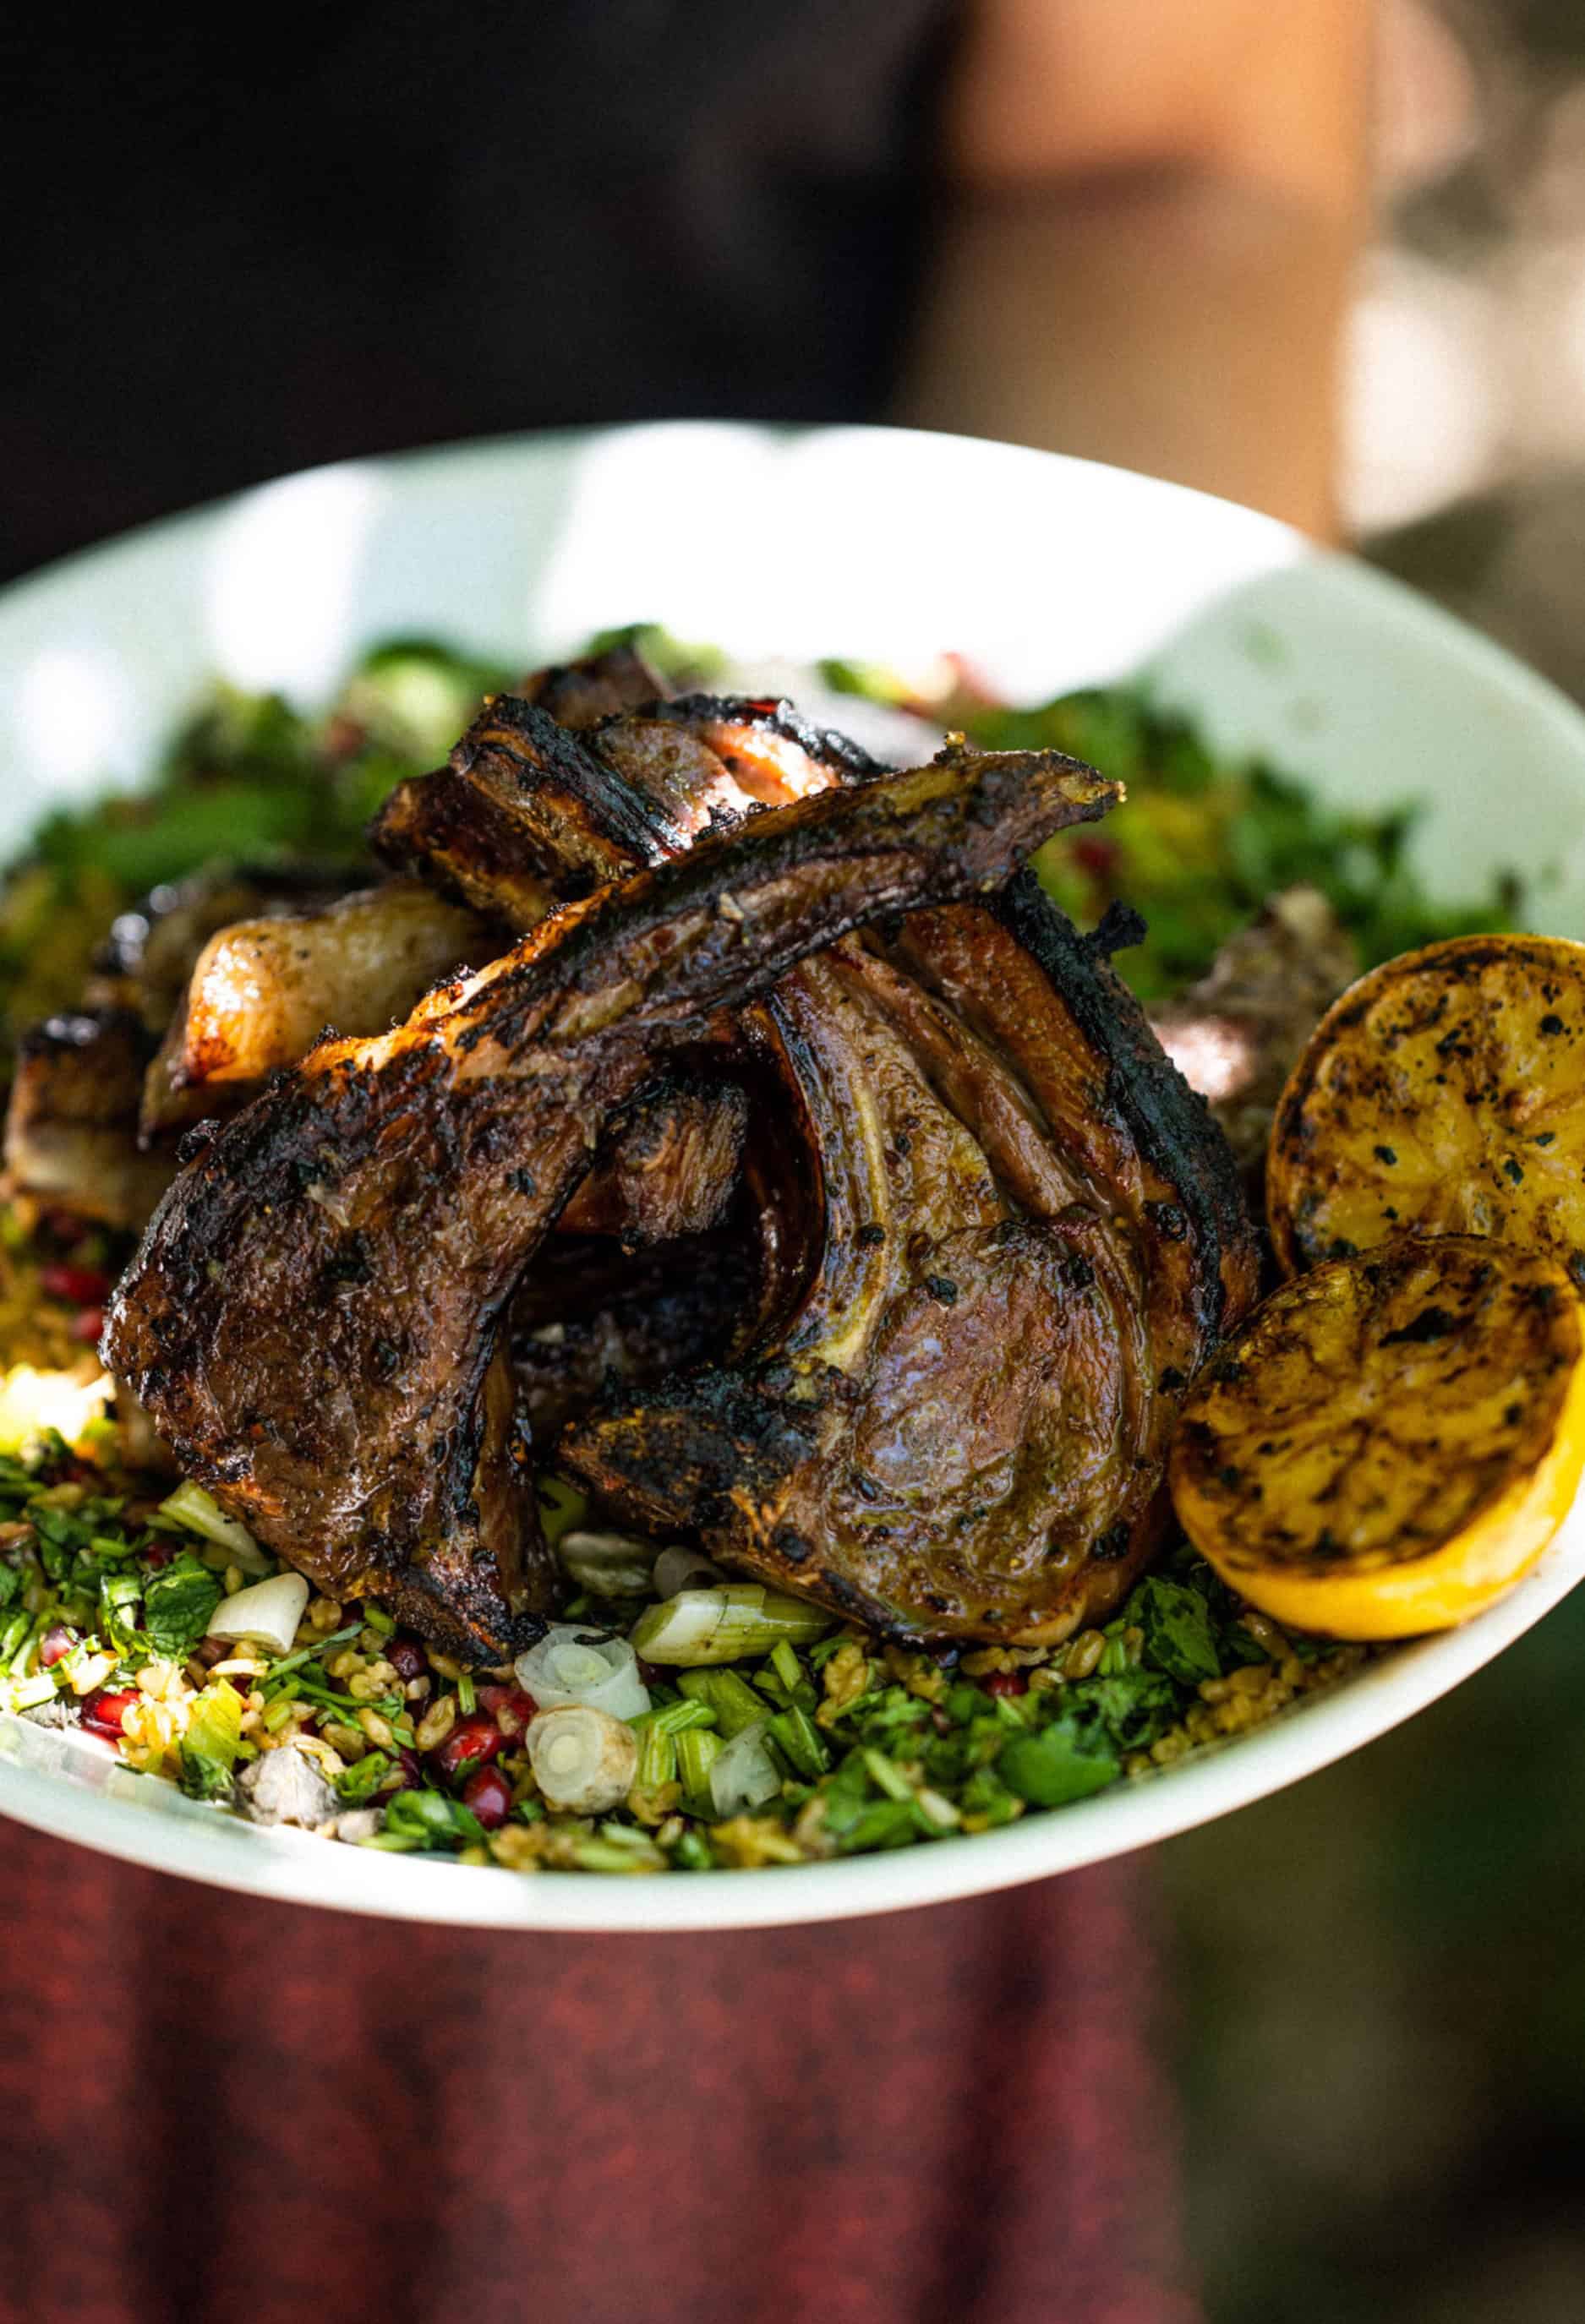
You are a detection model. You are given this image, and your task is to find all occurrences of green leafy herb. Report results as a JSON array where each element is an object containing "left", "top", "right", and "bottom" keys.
[
  {"left": 1129, "top": 1575, "right": 1222, "bottom": 1687},
  {"left": 143, "top": 1554, "right": 223, "bottom": 1659},
  {"left": 335, "top": 1751, "right": 395, "bottom": 1803},
  {"left": 179, "top": 1679, "right": 244, "bottom": 1800},
  {"left": 997, "top": 1713, "right": 1120, "bottom": 1808}
]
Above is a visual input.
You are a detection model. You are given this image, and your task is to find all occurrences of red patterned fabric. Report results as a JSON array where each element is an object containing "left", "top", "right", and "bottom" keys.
[{"left": 0, "top": 1826, "right": 1196, "bottom": 2324}]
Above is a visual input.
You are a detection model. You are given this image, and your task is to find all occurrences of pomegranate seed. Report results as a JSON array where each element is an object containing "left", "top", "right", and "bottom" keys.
[
  {"left": 40, "top": 1624, "right": 77, "bottom": 1667},
  {"left": 1072, "top": 835, "right": 1119, "bottom": 881},
  {"left": 478, "top": 1683, "right": 538, "bottom": 1738},
  {"left": 433, "top": 1711, "right": 504, "bottom": 1780},
  {"left": 385, "top": 1634, "right": 429, "bottom": 1683},
  {"left": 462, "top": 1765, "right": 513, "bottom": 1830},
  {"left": 982, "top": 1668, "right": 1029, "bottom": 1699},
  {"left": 41, "top": 1263, "right": 112, "bottom": 1306},
  {"left": 395, "top": 1748, "right": 424, "bottom": 1789},
  {"left": 70, "top": 1306, "right": 106, "bottom": 1345},
  {"left": 81, "top": 1687, "right": 139, "bottom": 1739},
  {"left": 637, "top": 1659, "right": 663, "bottom": 1688},
  {"left": 144, "top": 1541, "right": 178, "bottom": 1570}
]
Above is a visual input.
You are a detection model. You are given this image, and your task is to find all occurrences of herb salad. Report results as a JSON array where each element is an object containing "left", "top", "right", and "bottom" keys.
[{"left": 0, "top": 630, "right": 1497, "bottom": 1872}]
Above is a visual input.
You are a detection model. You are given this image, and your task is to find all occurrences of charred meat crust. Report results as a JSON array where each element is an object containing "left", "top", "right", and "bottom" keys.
[
  {"left": 510, "top": 1228, "right": 760, "bottom": 1440},
  {"left": 518, "top": 642, "right": 666, "bottom": 728},
  {"left": 989, "top": 871, "right": 1257, "bottom": 1339},
  {"left": 560, "top": 874, "right": 1257, "bottom": 1646},
  {"left": 106, "top": 742, "right": 1118, "bottom": 1661},
  {"left": 370, "top": 690, "right": 883, "bottom": 926},
  {"left": 3, "top": 1009, "right": 172, "bottom": 1230},
  {"left": 558, "top": 1067, "right": 749, "bottom": 1243}
]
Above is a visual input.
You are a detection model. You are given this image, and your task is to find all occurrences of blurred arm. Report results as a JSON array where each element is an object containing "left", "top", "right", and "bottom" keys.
[{"left": 893, "top": 0, "right": 1373, "bottom": 538}]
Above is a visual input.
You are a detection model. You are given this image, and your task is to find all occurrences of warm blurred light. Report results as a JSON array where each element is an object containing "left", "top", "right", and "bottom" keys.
[
  {"left": 1507, "top": 232, "right": 1585, "bottom": 465},
  {"left": 1342, "top": 251, "right": 1500, "bottom": 533},
  {"left": 1374, "top": 0, "right": 1481, "bottom": 198},
  {"left": 0, "top": 1367, "right": 111, "bottom": 1455}
]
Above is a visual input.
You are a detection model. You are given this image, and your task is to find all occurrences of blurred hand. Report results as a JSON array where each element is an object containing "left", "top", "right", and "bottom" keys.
[{"left": 895, "top": 0, "right": 1373, "bottom": 539}]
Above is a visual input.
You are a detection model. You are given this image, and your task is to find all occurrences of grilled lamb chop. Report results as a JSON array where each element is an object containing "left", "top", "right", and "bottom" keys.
[
  {"left": 516, "top": 641, "right": 668, "bottom": 729},
  {"left": 371, "top": 690, "right": 880, "bottom": 925},
  {"left": 562, "top": 878, "right": 1259, "bottom": 1646},
  {"left": 5, "top": 1010, "right": 172, "bottom": 1229},
  {"left": 105, "top": 741, "right": 1114, "bottom": 1660},
  {"left": 556, "top": 1065, "right": 748, "bottom": 1244},
  {"left": 511, "top": 1227, "right": 760, "bottom": 1441}
]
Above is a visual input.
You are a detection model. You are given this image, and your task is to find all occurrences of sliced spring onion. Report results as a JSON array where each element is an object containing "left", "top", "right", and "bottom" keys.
[
  {"left": 526, "top": 1704, "right": 638, "bottom": 1814},
  {"left": 768, "top": 1704, "right": 830, "bottom": 1781},
  {"left": 708, "top": 1721, "right": 783, "bottom": 1818},
  {"left": 630, "top": 1585, "right": 832, "bottom": 1667},
  {"left": 557, "top": 1530, "right": 658, "bottom": 1598},
  {"left": 515, "top": 1625, "right": 651, "bottom": 1721},
  {"left": 676, "top": 1667, "right": 772, "bottom": 1739},
  {"left": 675, "top": 1727, "right": 724, "bottom": 1817},
  {"left": 535, "top": 1474, "right": 588, "bottom": 1552},
  {"left": 635, "top": 1720, "right": 678, "bottom": 1792},
  {"left": 156, "top": 1481, "right": 272, "bottom": 1572},
  {"left": 652, "top": 1546, "right": 725, "bottom": 1599},
  {"left": 206, "top": 1571, "right": 309, "bottom": 1658}
]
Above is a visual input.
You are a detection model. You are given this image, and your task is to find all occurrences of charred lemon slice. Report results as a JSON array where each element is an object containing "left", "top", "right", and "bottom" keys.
[
  {"left": 1267, "top": 935, "right": 1585, "bottom": 1283},
  {"left": 1169, "top": 1236, "right": 1585, "bottom": 1639}
]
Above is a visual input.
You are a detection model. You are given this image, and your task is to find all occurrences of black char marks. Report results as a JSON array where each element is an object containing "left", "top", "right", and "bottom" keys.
[
  {"left": 105, "top": 743, "right": 1119, "bottom": 1661},
  {"left": 561, "top": 871, "right": 1258, "bottom": 1646}
]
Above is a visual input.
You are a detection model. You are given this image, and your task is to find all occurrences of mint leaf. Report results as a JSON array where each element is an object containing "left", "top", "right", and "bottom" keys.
[
  {"left": 997, "top": 1715, "right": 1120, "bottom": 1808},
  {"left": 144, "top": 1554, "right": 222, "bottom": 1659}
]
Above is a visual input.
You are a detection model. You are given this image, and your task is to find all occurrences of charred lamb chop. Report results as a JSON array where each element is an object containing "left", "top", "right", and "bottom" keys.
[
  {"left": 371, "top": 688, "right": 881, "bottom": 922},
  {"left": 562, "top": 881, "right": 1259, "bottom": 1646},
  {"left": 105, "top": 741, "right": 1115, "bottom": 1660}
]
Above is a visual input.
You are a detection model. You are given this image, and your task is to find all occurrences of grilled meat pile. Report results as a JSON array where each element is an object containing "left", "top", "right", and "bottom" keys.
[{"left": 13, "top": 644, "right": 1268, "bottom": 1661}]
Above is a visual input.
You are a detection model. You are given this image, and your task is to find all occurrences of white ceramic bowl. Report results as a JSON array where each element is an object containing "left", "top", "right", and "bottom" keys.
[{"left": 4, "top": 423, "right": 1584, "bottom": 1931}]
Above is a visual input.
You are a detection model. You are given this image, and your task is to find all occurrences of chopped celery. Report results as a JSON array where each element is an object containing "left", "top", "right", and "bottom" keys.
[
  {"left": 862, "top": 1748, "right": 915, "bottom": 1803},
  {"left": 8, "top": 1671, "right": 60, "bottom": 1710}
]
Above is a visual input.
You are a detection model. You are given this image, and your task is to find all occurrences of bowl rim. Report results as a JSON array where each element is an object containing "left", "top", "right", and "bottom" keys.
[{"left": 3, "top": 417, "right": 1584, "bottom": 1931}]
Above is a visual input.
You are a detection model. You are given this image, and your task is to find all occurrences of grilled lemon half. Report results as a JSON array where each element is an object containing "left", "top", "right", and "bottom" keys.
[
  {"left": 1267, "top": 934, "right": 1585, "bottom": 1284},
  {"left": 1169, "top": 1236, "right": 1585, "bottom": 1639}
]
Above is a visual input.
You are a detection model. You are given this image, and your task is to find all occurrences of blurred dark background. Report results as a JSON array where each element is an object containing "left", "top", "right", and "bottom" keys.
[
  {"left": 6, "top": 4, "right": 1585, "bottom": 2317},
  {"left": 1172, "top": 7, "right": 1585, "bottom": 2316}
]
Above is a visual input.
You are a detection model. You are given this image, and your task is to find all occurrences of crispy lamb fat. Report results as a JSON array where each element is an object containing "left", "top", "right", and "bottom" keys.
[
  {"left": 562, "top": 876, "right": 1259, "bottom": 1645},
  {"left": 105, "top": 742, "right": 1116, "bottom": 1661}
]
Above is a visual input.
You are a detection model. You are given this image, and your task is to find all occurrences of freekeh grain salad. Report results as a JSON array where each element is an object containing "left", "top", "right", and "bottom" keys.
[{"left": 0, "top": 631, "right": 1511, "bottom": 1874}]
